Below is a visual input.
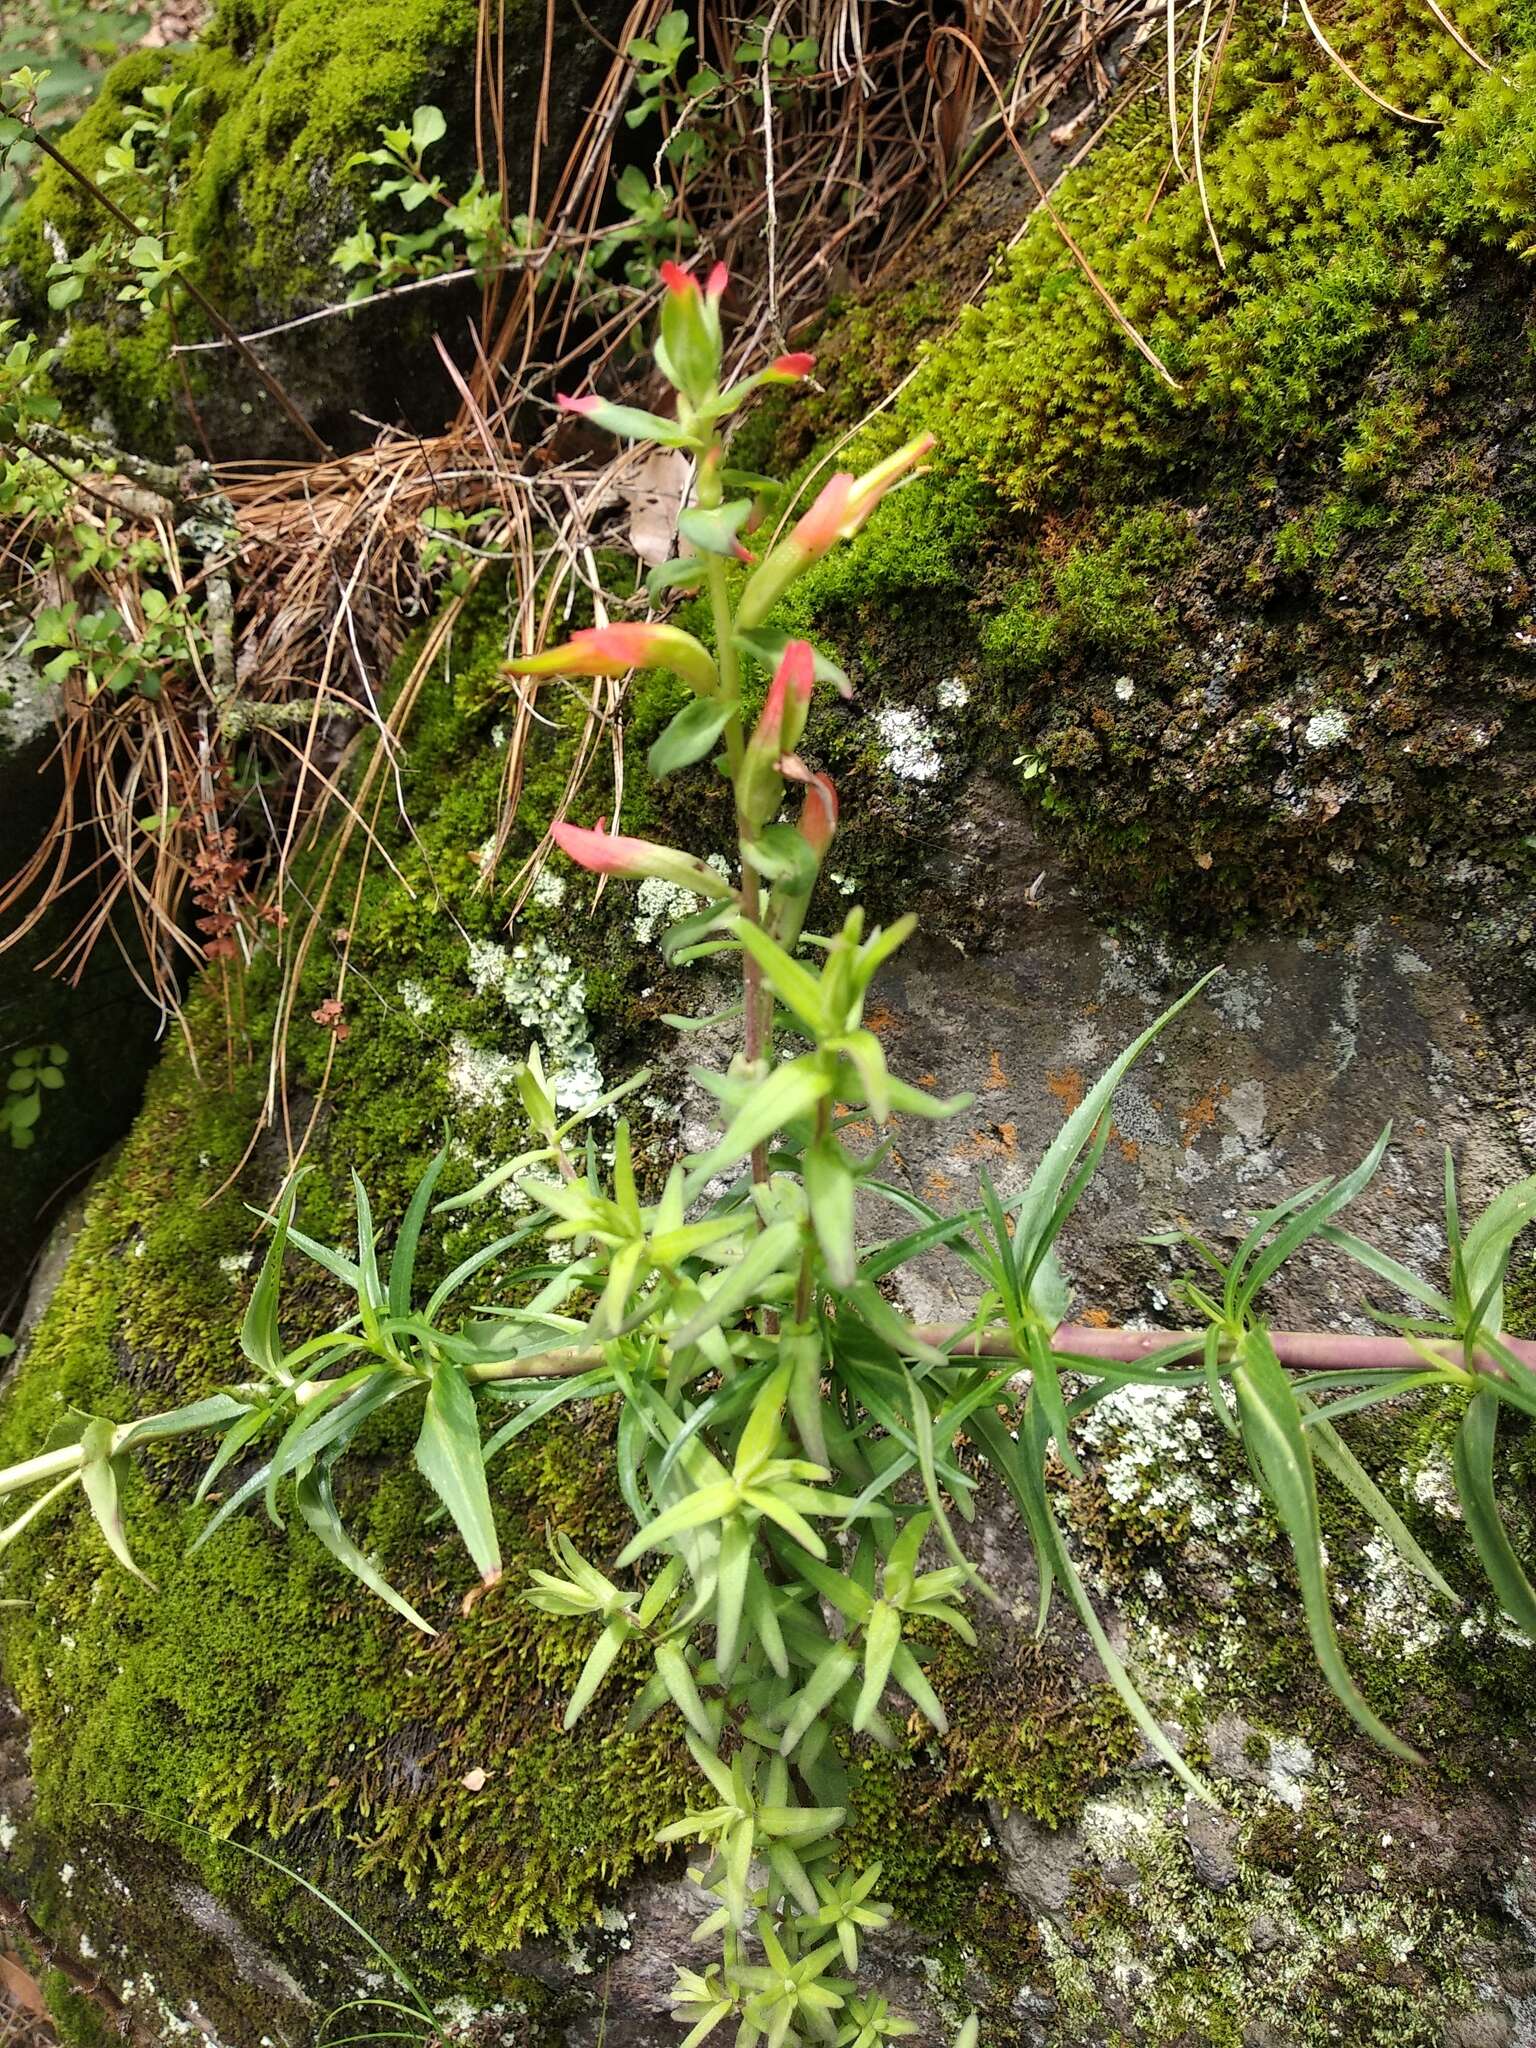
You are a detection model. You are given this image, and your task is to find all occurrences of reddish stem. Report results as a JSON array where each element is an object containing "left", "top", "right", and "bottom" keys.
[{"left": 917, "top": 1324, "right": 1536, "bottom": 1378}]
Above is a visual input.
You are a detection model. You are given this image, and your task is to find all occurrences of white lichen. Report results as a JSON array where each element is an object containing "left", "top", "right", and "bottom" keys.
[
  {"left": 1304, "top": 706, "right": 1351, "bottom": 749},
  {"left": 873, "top": 704, "right": 943, "bottom": 783},
  {"left": 631, "top": 857, "right": 730, "bottom": 943},
  {"left": 459, "top": 936, "right": 603, "bottom": 1110}
]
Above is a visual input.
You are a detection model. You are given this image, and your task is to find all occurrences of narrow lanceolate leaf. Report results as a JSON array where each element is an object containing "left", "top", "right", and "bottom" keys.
[
  {"left": 1232, "top": 1331, "right": 1418, "bottom": 1761},
  {"left": 389, "top": 1145, "right": 449, "bottom": 1318},
  {"left": 565, "top": 1616, "right": 631, "bottom": 1728},
  {"left": 691, "top": 1062, "right": 830, "bottom": 1180},
  {"left": 415, "top": 1361, "right": 501, "bottom": 1584},
  {"left": 654, "top": 1641, "right": 718, "bottom": 1744},
  {"left": 853, "top": 1602, "right": 902, "bottom": 1732},
  {"left": 713, "top": 1514, "right": 753, "bottom": 1675},
  {"left": 1014, "top": 971, "right": 1218, "bottom": 1275},
  {"left": 294, "top": 1461, "right": 436, "bottom": 1635},
  {"left": 1233, "top": 1128, "right": 1392, "bottom": 1320},
  {"left": 241, "top": 1175, "right": 304, "bottom": 1380},
  {"left": 780, "top": 1642, "right": 858, "bottom": 1754},
  {"left": 118, "top": 1394, "right": 251, "bottom": 1451},
  {"left": 671, "top": 1222, "right": 801, "bottom": 1350},
  {"left": 966, "top": 1400, "right": 1212, "bottom": 1803},
  {"left": 1303, "top": 1403, "right": 1457, "bottom": 1604},
  {"left": 805, "top": 1135, "right": 857, "bottom": 1289},
  {"left": 1459, "top": 1175, "right": 1536, "bottom": 1334},
  {"left": 1454, "top": 1388, "right": 1536, "bottom": 1637},
  {"left": 78, "top": 1417, "right": 155, "bottom": 1588}
]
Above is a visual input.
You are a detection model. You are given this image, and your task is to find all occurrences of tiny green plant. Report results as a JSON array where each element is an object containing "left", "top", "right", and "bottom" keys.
[
  {"left": 333, "top": 103, "right": 528, "bottom": 302},
  {"left": 2, "top": 1043, "right": 67, "bottom": 1151},
  {"left": 0, "top": 269, "right": 1533, "bottom": 2042}
]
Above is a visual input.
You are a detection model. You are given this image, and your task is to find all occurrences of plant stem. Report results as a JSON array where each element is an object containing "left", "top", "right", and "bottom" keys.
[
  {"left": 7, "top": 1327, "right": 1522, "bottom": 1509},
  {"left": 704, "top": 531, "right": 772, "bottom": 1191}
]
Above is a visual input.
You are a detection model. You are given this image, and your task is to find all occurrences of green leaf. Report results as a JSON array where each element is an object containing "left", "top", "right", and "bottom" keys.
[
  {"left": 731, "top": 920, "right": 828, "bottom": 1038},
  {"left": 1459, "top": 1175, "right": 1536, "bottom": 1336},
  {"left": 1233, "top": 1129, "right": 1392, "bottom": 1320},
  {"left": 853, "top": 1601, "right": 901, "bottom": 1732},
  {"left": 670, "top": 1220, "right": 800, "bottom": 1349},
  {"left": 678, "top": 498, "right": 752, "bottom": 557},
  {"left": 295, "top": 1461, "right": 436, "bottom": 1635},
  {"left": 654, "top": 1640, "right": 718, "bottom": 1743},
  {"left": 78, "top": 1417, "right": 154, "bottom": 1587},
  {"left": 649, "top": 696, "right": 734, "bottom": 779},
  {"left": 241, "top": 1175, "right": 303, "bottom": 1381},
  {"left": 1453, "top": 1387, "right": 1536, "bottom": 1636},
  {"left": 1232, "top": 1332, "right": 1418, "bottom": 1760},
  {"left": 1303, "top": 1403, "right": 1457, "bottom": 1603},
  {"left": 780, "top": 1642, "right": 857, "bottom": 1753},
  {"left": 967, "top": 1398, "right": 1213, "bottom": 1801},
  {"left": 1015, "top": 972, "right": 1217, "bottom": 1286},
  {"left": 690, "top": 1061, "right": 830, "bottom": 1181},
  {"left": 734, "top": 627, "right": 849, "bottom": 696},
  {"left": 389, "top": 1145, "right": 448, "bottom": 1318},
  {"left": 410, "top": 103, "right": 446, "bottom": 153},
  {"left": 565, "top": 1616, "right": 630, "bottom": 1727},
  {"left": 415, "top": 1361, "right": 501, "bottom": 1583},
  {"left": 646, "top": 555, "right": 709, "bottom": 604}
]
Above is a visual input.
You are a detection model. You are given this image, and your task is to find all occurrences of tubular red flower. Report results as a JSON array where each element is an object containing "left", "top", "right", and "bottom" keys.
[
  {"left": 557, "top": 393, "right": 599, "bottom": 415},
  {"left": 659, "top": 260, "right": 697, "bottom": 298},
  {"left": 505, "top": 623, "right": 718, "bottom": 694},
  {"left": 789, "top": 475, "right": 856, "bottom": 557},
  {"left": 550, "top": 817, "right": 654, "bottom": 875},
  {"left": 550, "top": 818, "right": 734, "bottom": 899},
  {"left": 751, "top": 640, "right": 815, "bottom": 756},
  {"left": 800, "top": 780, "right": 838, "bottom": 858},
  {"left": 706, "top": 262, "right": 729, "bottom": 301},
  {"left": 571, "top": 624, "right": 665, "bottom": 668},
  {"left": 771, "top": 352, "right": 815, "bottom": 379},
  {"left": 783, "top": 761, "right": 838, "bottom": 858}
]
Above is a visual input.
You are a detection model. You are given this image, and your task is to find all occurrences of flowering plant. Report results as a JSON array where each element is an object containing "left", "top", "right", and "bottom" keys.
[{"left": 2, "top": 265, "right": 1535, "bottom": 2043}]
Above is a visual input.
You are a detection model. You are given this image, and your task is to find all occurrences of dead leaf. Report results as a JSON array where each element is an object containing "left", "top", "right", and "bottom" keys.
[
  {"left": 621, "top": 447, "right": 691, "bottom": 567},
  {"left": 461, "top": 1767, "right": 490, "bottom": 1792},
  {"left": 0, "top": 1953, "right": 48, "bottom": 2015}
]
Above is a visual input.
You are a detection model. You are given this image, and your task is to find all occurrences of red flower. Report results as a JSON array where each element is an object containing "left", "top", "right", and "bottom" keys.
[
  {"left": 782, "top": 759, "right": 838, "bottom": 859},
  {"left": 506, "top": 622, "right": 718, "bottom": 695},
  {"left": 550, "top": 818, "right": 735, "bottom": 899},
  {"left": 770, "top": 352, "right": 815, "bottom": 379},
  {"left": 750, "top": 639, "right": 816, "bottom": 758}
]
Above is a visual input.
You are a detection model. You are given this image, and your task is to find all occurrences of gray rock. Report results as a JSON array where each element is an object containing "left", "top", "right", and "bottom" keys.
[
  {"left": 1183, "top": 1801, "right": 1241, "bottom": 1891},
  {"left": 991, "top": 1809, "right": 1084, "bottom": 1916}
]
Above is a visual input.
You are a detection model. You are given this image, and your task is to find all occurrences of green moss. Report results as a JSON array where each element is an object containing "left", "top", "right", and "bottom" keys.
[
  {"left": 0, "top": 590, "right": 702, "bottom": 2023},
  {"left": 736, "top": 0, "right": 1536, "bottom": 924},
  {"left": 43, "top": 1971, "right": 116, "bottom": 2048},
  {"left": 3, "top": 0, "right": 494, "bottom": 445}
]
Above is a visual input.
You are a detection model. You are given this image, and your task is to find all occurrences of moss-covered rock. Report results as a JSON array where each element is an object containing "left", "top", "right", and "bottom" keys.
[{"left": 0, "top": 0, "right": 627, "bottom": 457}]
